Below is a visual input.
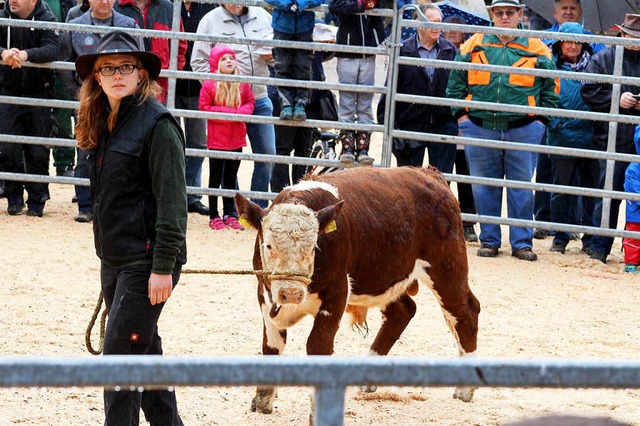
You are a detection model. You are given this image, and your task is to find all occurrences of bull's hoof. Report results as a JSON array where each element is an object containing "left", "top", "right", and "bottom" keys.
[
  {"left": 361, "top": 385, "right": 377, "bottom": 393},
  {"left": 453, "top": 386, "right": 475, "bottom": 402},
  {"left": 251, "top": 387, "right": 276, "bottom": 414}
]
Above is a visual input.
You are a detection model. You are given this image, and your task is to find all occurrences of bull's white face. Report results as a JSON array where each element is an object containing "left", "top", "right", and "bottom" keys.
[{"left": 261, "top": 203, "right": 319, "bottom": 306}]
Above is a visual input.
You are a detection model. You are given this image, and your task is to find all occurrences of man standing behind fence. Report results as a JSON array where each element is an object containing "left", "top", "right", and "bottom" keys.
[
  {"left": 0, "top": 0, "right": 59, "bottom": 217},
  {"left": 59, "top": 0, "right": 141, "bottom": 223},
  {"left": 447, "top": 0, "right": 559, "bottom": 262},
  {"left": 580, "top": 13, "right": 640, "bottom": 264},
  {"left": 191, "top": 3, "right": 276, "bottom": 208},
  {"left": 114, "top": 0, "right": 187, "bottom": 104}
]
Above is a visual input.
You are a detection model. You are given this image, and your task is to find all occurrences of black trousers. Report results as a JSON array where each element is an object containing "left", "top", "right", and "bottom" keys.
[
  {"left": 273, "top": 30, "right": 313, "bottom": 107},
  {"left": 550, "top": 155, "right": 599, "bottom": 246},
  {"left": 454, "top": 148, "right": 477, "bottom": 226},
  {"left": 0, "top": 102, "right": 51, "bottom": 207},
  {"left": 101, "top": 262, "right": 183, "bottom": 426},
  {"left": 271, "top": 124, "right": 313, "bottom": 193},
  {"left": 208, "top": 148, "right": 242, "bottom": 218}
]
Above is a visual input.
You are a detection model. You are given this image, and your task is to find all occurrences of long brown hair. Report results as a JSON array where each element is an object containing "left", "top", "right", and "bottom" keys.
[{"left": 75, "top": 55, "right": 162, "bottom": 150}]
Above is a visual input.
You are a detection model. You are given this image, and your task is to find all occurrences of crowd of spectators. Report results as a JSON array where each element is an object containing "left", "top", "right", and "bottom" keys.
[{"left": 1, "top": 0, "right": 640, "bottom": 270}]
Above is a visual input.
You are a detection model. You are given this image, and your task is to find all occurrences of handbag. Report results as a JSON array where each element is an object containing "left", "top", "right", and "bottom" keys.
[{"left": 307, "top": 88, "right": 338, "bottom": 122}]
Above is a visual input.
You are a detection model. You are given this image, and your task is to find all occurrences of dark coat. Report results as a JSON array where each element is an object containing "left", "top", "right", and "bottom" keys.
[
  {"left": 42, "top": 0, "right": 75, "bottom": 22},
  {"left": 377, "top": 35, "right": 457, "bottom": 132},
  {"left": 0, "top": 0, "right": 59, "bottom": 95},
  {"left": 89, "top": 96, "right": 187, "bottom": 272},
  {"left": 581, "top": 45, "right": 640, "bottom": 154},
  {"left": 328, "top": 0, "right": 385, "bottom": 58},
  {"left": 176, "top": 1, "right": 217, "bottom": 97}
]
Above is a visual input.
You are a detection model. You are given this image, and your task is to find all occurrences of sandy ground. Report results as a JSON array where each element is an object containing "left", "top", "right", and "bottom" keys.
[{"left": 2, "top": 154, "right": 640, "bottom": 426}]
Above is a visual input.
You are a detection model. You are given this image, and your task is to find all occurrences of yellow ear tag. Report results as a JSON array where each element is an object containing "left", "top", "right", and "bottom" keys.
[
  {"left": 324, "top": 220, "right": 337, "bottom": 234},
  {"left": 238, "top": 216, "right": 251, "bottom": 229}
]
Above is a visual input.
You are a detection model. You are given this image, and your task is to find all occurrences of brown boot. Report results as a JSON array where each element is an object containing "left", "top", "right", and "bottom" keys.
[
  {"left": 338, "top": 130, "right": 356, "bottom": 163},
  {"left": 355, "top": 131, "right": 374, "bottom": 165}
]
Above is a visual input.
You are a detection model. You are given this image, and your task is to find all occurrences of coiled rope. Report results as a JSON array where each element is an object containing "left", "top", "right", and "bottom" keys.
[{"left": 84, "top": 268, "right": 311, "bottom": 355}]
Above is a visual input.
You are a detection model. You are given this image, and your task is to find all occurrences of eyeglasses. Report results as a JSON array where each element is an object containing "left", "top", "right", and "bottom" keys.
[
  {"left": 97, "top": 64, "right": 138, "bottom": 76},
  {"left": 492, "top": 10, "right": 518, "bottom": 18}
]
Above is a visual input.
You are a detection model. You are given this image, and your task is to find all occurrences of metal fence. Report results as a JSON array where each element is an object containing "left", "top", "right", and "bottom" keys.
[
  {"left": 2, "top": 355, "right": 640, "bottom": 426},
  {"left": 3, "top": 2, "right": 640, "bottom": 239}
]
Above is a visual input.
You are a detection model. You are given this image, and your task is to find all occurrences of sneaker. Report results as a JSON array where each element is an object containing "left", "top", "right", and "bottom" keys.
[
  {"left": 0, "top": 181, "right": 5, "bottom": 198},
  {"left": 26, "top": 207, "right": 44, "bottom": 217},
  {"left": 340, "top": 150, "right": 356, "bottom": 163},
  {"left": 463, "top": 225, "right": 478, "bottom": 243},
  {"left": 356, "top": 150, "right": 374, "bottom": 165},
  {"left": 279, "top": 105, "right": 293, "bottom": 120},
  {"left": 292, "top": 103, "right": 307, "bottom": 121},
  {"left": 533, "top": 229, "right": 549, "bottom": 240},
  {"left": 338, "top": 131, "right": 356, "bottom": 163},
  {"left": 512, "top": 247, "right": 537, "bottom": 261},
  {"left": 589, "top": 250, "right": 607, "bottom": 264},
  {"left": 75, "top": 211, "right": 93, "bottom": 223},
  {"left": 7, "top": 203, "right": 25, "bottom": 215},
  {"left": 209, "top": 217, "right": 227, "bottom": 230},
  {"left": 549, "top": 240, "right": 567, "bottom": 254},
  {"left": 56, "top": 166, "right": 74, "bottom": 177},
  {"left": 624, "top": 264, "right": 639, "bottom": 274},
  {"left": 188, "top": 201, "right": 210, "bottom": 216},
  {"left": 223, "top": 215, "right": 245, "bottom": 230},
  {"left": 477, "top": 244, "right": 498, "bottom": 258}
]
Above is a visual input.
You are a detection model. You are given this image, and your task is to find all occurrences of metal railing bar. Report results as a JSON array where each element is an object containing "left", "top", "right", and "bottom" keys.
[{"left": 2, "top": 356, "right": 640, "bottom": 389}]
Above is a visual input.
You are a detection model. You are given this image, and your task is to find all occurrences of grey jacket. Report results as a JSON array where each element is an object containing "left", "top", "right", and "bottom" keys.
[
  {"left": 59, "top": 10, "right": 140, "bottom": 98},
  {"left": 190, "top": 6, "right": 273, "bottom": 100}
]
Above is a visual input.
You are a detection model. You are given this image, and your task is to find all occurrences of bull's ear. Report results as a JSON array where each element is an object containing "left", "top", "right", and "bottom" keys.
[
  {"left": 316, "top": 200, "right": 344, "bottom": 235},
  {"left": 234, "top": 193, "right": 265, "bottom": 230}
]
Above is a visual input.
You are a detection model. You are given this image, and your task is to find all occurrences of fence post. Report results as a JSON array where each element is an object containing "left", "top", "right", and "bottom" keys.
[
  {"left": 380, "top": 3, "right": 405, "bottom": 168},
  {"left": 313, "top": 384, "right": 346, "bottom": 426},
  {"left": 599, "top": 44, "right": 625, "bottom": 230},
  {"left": 166, "top": 0, "right": 183, "bottom": 110}
]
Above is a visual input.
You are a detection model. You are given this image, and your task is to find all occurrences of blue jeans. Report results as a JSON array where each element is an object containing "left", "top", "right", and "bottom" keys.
[
  {"left": 246, "top": 96, "right": 276, "bottom": 208},
  {"left": 460, "top": 120, "right": 546, "bottom": 251}
]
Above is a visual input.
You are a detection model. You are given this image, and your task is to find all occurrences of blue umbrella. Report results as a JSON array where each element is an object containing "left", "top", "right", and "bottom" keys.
[
  {"left": 436, "top": 1, "right": 491, "bottom": 27},
  {"left": 400, "top": 0, "right": 490, "bottom": 41}
]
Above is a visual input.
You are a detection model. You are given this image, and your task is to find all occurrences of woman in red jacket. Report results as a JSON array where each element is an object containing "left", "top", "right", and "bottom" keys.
[{"left": 199, "top": 46, "right": 255, "bottom": 230}]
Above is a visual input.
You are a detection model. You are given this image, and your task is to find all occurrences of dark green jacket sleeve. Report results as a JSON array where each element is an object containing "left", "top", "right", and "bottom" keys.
[{"left": 147, "top": 117, "right": 187, "bottom": 274}]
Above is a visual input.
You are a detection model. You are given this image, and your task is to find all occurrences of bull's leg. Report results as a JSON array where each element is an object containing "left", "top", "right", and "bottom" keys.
[
  {"left": 371, "top": 294, "right": 417, "bottom": 355},
  {"left": 359, "top": 294, "right": 417, "bottom": 393},
  {"left": 306, "top": 299, "right": 345, "bottom": 426},
  {"left": 427, "top": 257, "right": 481, "bottom": 402},
  {"left": 251, "top": 302, "right": 288, "bottom": 414}
]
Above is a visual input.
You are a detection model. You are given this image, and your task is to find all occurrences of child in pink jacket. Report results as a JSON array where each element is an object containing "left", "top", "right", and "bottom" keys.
[{"left": 199, "top": 46, "right": 255, "bottom": 230}]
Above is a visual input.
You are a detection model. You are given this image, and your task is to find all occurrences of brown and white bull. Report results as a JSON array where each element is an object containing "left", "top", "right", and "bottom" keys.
[{"left": 235, "top": 166, "right": 481, "bottom": 414}]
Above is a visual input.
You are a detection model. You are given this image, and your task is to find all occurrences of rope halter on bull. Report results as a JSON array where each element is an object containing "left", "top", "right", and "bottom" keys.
[{"left": 85, "top": 266, "right": 312, "bottom": 355}]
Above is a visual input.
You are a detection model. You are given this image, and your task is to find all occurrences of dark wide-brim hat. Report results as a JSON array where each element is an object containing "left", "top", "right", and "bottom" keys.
[
  {"left": 616, "top": 13, "right": 640, "bottom": 38},
  {"left": 75, "top": 30, "right": 162, "bottom": 81}
]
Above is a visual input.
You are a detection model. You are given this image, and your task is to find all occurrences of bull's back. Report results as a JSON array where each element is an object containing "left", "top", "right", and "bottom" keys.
[
  {"left": 312, "top": 167, "right": 466, "bottom": 283},
  {"left": 315, "top": 167, "right": 462, "bottom": 242}
]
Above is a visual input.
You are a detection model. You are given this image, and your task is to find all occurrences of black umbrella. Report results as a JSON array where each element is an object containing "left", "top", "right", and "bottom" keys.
[{"left": 525, "top": 0, "right": 640, "bottom": 33}]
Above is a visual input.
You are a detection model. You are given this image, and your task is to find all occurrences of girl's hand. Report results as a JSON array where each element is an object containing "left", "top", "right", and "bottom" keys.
[{"left": 148, "top": 273, "right": 173, "bottom": 305}]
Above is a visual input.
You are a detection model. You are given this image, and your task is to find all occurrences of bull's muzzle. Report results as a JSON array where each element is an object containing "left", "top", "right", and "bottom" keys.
[{"left": 275, "top": 284, "right": 306, "bottom": 305}]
